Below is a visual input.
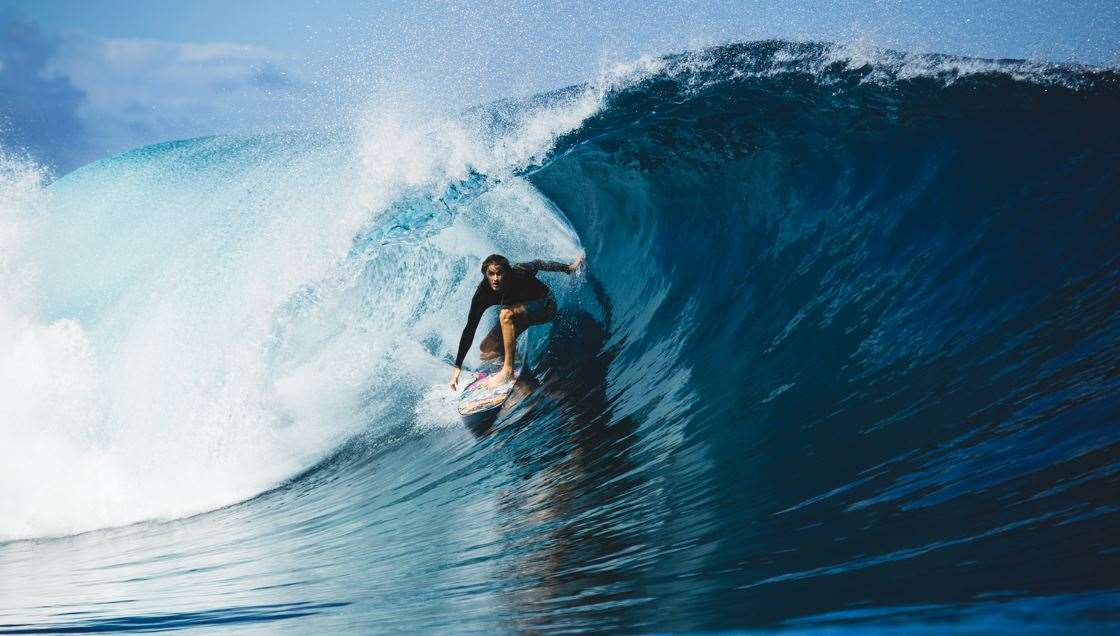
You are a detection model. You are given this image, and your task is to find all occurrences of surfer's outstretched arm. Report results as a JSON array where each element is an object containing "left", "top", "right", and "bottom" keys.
[
  {"left": 451, "top": 294, "right": 486, "bottom": 390},
  {"left": 516, "top": 254, "right": 585, "bottom": 274}
]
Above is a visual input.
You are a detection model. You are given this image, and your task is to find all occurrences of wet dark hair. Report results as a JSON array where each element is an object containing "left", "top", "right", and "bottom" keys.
[{"left": 480, "top": 254, "right": 511, "bottom": 275}]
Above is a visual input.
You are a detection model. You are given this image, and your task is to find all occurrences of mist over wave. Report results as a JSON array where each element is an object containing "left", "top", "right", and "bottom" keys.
[
  {"left": 1, "top": 41, "right": 1118, "bottom": 633},
  {"left": 0, "top": 58, "right": 664, "bottom": 541}
]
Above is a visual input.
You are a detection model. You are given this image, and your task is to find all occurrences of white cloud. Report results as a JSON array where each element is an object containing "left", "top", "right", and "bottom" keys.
[
  {"left": 46, "top": 32, "right": 305, "bottom": 163},
  {"left": 0, "top": 15, "right": 89, "bottom": 172}
]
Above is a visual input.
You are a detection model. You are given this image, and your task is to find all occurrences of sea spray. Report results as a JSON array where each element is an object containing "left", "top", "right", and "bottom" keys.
[{"left": 0, "top": 62, "right": 646, "bottom": 538}]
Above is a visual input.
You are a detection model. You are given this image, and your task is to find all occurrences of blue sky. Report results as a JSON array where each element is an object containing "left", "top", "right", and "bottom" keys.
[{"left": 2, "top": 0, "right": 1117, "bottom": 174}]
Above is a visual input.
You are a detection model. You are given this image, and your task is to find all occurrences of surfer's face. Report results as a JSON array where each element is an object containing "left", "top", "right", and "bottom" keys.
[{"left": 485, "top": 264, "right": 505, "bottom": 291}]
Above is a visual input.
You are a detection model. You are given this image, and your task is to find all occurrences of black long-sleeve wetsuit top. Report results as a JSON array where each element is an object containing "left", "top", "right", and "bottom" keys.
[{"left": 454, "top": 260, "right": 569, "bottom": 368}]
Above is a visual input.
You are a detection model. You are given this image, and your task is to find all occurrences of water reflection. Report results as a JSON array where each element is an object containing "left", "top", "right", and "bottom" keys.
[{"left": 475, "top": 285, "right": 654, "bottom": 632}]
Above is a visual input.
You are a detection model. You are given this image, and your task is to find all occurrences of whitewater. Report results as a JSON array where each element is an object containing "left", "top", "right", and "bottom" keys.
[{"left": 1, "top": 42, "right": 1118, "bottom": 634}]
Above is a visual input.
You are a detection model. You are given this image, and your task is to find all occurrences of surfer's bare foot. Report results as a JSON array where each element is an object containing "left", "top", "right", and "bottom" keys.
[{"left": 487, "top": 366, "right": 513, "bottom": 387}]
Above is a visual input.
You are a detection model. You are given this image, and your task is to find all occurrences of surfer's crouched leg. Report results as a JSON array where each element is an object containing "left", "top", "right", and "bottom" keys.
[
  {"left": 497, "top": 294, "right": 556, "bottom": 378},
  {"left": 479, "top": 329, "right": 502, "bottom": 361},
  {"left": 478, "top": 294, "right": 556, "bottom": 361}
]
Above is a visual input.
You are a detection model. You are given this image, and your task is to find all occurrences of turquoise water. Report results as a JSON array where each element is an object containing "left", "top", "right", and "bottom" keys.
[{"left": 1, "top": 41, "right": 1118, "bottom": 633}]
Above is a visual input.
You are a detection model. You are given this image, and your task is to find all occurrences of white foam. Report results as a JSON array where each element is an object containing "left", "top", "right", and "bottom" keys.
[{"left": 0, "top": 56, "right": 651, "bottom": 540}]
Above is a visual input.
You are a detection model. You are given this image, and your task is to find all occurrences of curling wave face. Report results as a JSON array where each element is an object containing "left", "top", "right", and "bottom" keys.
[{"left": 1, "top": 41, "right": 1118, "bottom": 634}]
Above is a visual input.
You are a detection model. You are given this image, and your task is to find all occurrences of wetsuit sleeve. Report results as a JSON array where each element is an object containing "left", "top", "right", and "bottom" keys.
[
  {"left": 454, "top": 292, "right": 487, "bottom": 368},
  {"left": 515, "top": 259, "right": 570, "bottom": 274}
]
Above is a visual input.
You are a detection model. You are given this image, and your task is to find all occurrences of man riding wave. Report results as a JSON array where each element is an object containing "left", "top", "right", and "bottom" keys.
[{"left": 450, "top": 253, "right": 584, "bottom": 390}]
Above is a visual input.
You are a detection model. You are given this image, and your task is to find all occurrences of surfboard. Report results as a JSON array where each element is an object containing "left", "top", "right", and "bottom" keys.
[{"left": 458, "top": 335, "right": 527, "bottom": 428}]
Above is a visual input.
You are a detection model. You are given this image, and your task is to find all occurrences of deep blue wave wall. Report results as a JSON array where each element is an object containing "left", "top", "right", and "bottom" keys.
[{"left": 527, "top": 41, "right": 1120, "bottom": 626}]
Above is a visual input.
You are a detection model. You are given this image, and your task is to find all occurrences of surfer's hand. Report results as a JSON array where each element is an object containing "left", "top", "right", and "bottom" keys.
[
  {"left": 569, "top": 253, "right": 586, "bottom": 273},
  {"left": 449, "top": 366, "right": 461, "bottom": 391}
]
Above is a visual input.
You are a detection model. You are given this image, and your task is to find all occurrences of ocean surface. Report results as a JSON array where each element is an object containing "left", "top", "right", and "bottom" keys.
[{"left": 1, "top": 41, "right": 1119, "bottom": 634}]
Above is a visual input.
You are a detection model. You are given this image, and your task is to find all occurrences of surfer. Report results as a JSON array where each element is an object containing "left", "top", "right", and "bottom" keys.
[{"left": 450, "top": 253, "right": 585, "bottom": 391}]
